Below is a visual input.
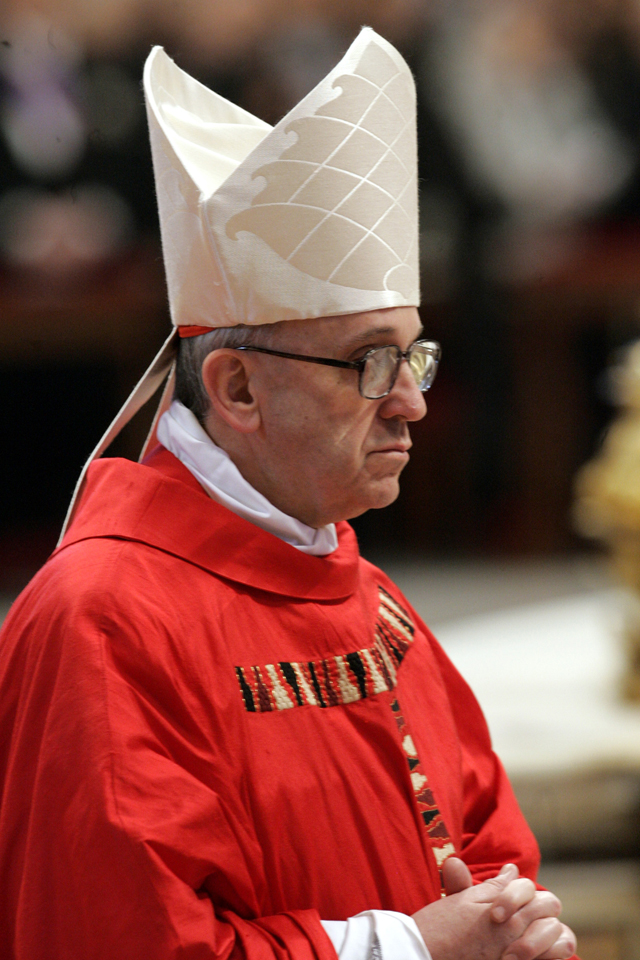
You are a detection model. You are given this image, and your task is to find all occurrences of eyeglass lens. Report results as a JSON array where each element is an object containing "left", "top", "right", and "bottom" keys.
[{"left": 360, "top": 344, "right": 438, "bottom": 399}]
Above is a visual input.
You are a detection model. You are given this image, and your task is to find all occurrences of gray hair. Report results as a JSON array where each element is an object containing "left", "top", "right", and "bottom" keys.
[{"left": 174, "top": 323, "right": 279, "bottom": 425}]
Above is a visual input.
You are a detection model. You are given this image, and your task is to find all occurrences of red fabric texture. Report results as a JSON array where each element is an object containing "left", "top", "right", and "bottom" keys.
[
  {"left": 0, "top": 449, "right": 561, "bottom": 958},
  {"left": 179, "top": 325, "right": 216, "bottom": 337}
]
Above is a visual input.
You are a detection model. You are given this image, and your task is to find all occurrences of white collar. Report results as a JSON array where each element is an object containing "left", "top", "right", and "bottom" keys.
[{"left": 156, "top": 401, "right": 338, "bottom": 556}]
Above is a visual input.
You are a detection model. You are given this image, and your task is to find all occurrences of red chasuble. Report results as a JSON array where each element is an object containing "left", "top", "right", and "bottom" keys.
[{"left": 0, "top": 448, "right": 545, "bottom": 959}]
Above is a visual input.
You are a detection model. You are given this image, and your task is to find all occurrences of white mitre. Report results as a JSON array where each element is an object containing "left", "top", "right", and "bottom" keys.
[
  {"left": 146, "top": 26, "right": 419, "bottom": 328},
  {"left": 60, "top": 27, "right": 420, "bottom": 538}
]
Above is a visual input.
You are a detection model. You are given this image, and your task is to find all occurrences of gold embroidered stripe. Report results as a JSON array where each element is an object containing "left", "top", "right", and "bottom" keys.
[
  {"left": 390, "top": 697, "right": 455, "bottom": 890},
  {"left": 236, "top": 585, "right": 414, "bottom": 712}
]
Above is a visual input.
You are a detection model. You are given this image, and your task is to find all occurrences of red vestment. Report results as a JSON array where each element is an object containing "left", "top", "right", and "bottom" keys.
[{"left": 0, "top": 449, "right": 552, "bottom": 959}]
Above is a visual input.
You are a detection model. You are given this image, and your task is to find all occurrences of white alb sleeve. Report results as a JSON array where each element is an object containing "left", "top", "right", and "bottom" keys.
[{"left": 321, "top": 911, "right": 432, "bottom": 960}]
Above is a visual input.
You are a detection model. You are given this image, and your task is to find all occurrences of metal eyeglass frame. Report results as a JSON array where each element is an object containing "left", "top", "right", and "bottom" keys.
[{"left": 235, "top": 339, "right": 441, "bottom": 400}]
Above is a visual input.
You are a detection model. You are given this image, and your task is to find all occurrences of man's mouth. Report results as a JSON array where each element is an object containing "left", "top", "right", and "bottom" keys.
[
  {"left": 372, "top": 433, "right": 412, "bottom": 452},
  {"left": 369, "top": 442, "right": 411, "bottom": 456}
]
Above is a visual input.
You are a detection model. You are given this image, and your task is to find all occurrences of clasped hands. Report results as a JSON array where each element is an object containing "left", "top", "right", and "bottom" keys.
[{"left": 412, "top": 858, "right": 577, "bottom": 960}]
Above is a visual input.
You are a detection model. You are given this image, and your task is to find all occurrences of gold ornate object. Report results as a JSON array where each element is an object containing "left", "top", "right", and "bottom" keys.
[{"left": 574, "top": 340, "right": 640, "bottom": 701}]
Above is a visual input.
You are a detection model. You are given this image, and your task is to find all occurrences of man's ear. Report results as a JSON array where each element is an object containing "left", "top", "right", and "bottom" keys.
[{"left": 201, "top": 350, "right": 261, "bottom": 434}]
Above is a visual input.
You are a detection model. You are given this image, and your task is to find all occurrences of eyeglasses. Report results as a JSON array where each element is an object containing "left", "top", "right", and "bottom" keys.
[{"left": 236, "top": 339, "right": 441, "bottom": 400}]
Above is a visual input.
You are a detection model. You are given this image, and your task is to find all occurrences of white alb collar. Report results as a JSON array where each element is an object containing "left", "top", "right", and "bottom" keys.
[{"left": 157, "top": 401, "right": 338, "bottom": 556}]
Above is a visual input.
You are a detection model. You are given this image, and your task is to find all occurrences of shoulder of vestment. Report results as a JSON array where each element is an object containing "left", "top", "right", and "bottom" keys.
[{"left": 55, "top": 448, "right": 361, "bottom": 601}]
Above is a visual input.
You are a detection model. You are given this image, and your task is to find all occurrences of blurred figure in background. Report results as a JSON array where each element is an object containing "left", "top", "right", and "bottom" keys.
[{"left": 414, "top": 0, "right": 637, "bottom": 551}]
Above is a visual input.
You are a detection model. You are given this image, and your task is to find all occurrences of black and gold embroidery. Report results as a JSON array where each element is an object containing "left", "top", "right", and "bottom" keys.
[
  {"left": 390, "top": 697, "right": 455, "bottom": 882},
  {"left": 235, "top": 586, "right": 414, "bottom": 712}
]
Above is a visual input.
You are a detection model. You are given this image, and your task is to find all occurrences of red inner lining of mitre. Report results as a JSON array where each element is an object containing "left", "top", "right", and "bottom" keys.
[{"left": 178, "top": 325, "right": 214, "bottom": 338}]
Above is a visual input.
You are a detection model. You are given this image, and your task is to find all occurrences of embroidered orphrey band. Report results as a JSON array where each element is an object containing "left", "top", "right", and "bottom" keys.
[
  {"left": 390, "top": 697, "right": 455, "bottom": 888},
  {"left": 236, "top": 585, "right": 414, "bottom": 712}
]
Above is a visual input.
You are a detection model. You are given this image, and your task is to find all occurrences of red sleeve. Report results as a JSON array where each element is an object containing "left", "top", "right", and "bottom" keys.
[
  {"left": 431, "top": 636, "right": 541, "bottom": 883},
  {"left": 393, "top": 597, "right": 541, "bottom": 884},
  {"left": 421, "top": 622, "right": 580, "bottom": 960},
  {"left": 0, "top": 570, "right": 337, "bottom": 960}
]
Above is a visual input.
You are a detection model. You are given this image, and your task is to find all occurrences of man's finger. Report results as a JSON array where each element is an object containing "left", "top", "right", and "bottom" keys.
[
  {"left": 442, "top": 857, "right": 473, "bottom": 896},
  {"left": 536, "top": 923, "right": 578, "bottom": 960},
  {"left": 498, "top": 889, "right": 562, "bottom": 932},
  {"left": 502, "top": 917, "right": 565, "bottom": 960},
  {"left": 471, "top": 863, "right": 520, "bottom": 905},
  {"left": 490, "top": 877, "right": 537, "bottom": 922}
]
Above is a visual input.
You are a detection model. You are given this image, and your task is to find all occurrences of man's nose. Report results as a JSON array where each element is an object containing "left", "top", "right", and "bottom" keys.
[{"left": 379, "top": 359, "right": 427, "bottom": 421}]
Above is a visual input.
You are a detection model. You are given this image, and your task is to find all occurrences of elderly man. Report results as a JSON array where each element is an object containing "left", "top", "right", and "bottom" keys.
[{"left": 0, "top": 28, "right": 577, "bottom": 960}]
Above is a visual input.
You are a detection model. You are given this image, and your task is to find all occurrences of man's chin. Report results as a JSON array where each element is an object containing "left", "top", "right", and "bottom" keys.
[
  {"left": 345, "top": 478, "right": 401, "bottom": 520},
  {"left": 372, "top": 479, "right": 402, "bottom": 511}
]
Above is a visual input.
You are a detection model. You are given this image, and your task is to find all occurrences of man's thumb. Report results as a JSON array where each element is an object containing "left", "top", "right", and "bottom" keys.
[{"left": 442, "top": 857, "right": 473, "bottom": 896}]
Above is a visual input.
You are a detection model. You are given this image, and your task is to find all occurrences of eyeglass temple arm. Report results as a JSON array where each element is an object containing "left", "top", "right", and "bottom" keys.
[{"left": 235, "top": 346, "right": 360, "bottom": 371}]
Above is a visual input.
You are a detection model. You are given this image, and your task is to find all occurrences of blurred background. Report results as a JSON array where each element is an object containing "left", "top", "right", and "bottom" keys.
[{"left": 3, "top": 0, "right": 640, "bottom": 955}]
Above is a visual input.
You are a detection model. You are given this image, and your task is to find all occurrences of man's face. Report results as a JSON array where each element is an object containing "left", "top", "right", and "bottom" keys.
[{"left": 246, "top": 306, "right": 427, "bottom": 528}]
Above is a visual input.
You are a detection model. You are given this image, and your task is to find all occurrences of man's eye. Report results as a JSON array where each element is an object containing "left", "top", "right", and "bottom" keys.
[{"left": 350, "top": 345, "right": 386, "bottom": 361}]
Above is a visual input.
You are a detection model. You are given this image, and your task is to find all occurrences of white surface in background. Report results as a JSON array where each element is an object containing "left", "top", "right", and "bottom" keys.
[
  {"left": 435, "top": 589, "right": 640, "bottom": 777},
  {"left": 377, "top": 555, "right": 609, "bottom": 627}
]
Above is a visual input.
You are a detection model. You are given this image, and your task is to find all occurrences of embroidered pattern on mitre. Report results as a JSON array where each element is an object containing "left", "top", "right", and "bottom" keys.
[
  {"left": 144, "top": 28, "right": 420, "bottom": 329},
  {"left": 225, "top": 39, "right": 418, "bottom": 298}
]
